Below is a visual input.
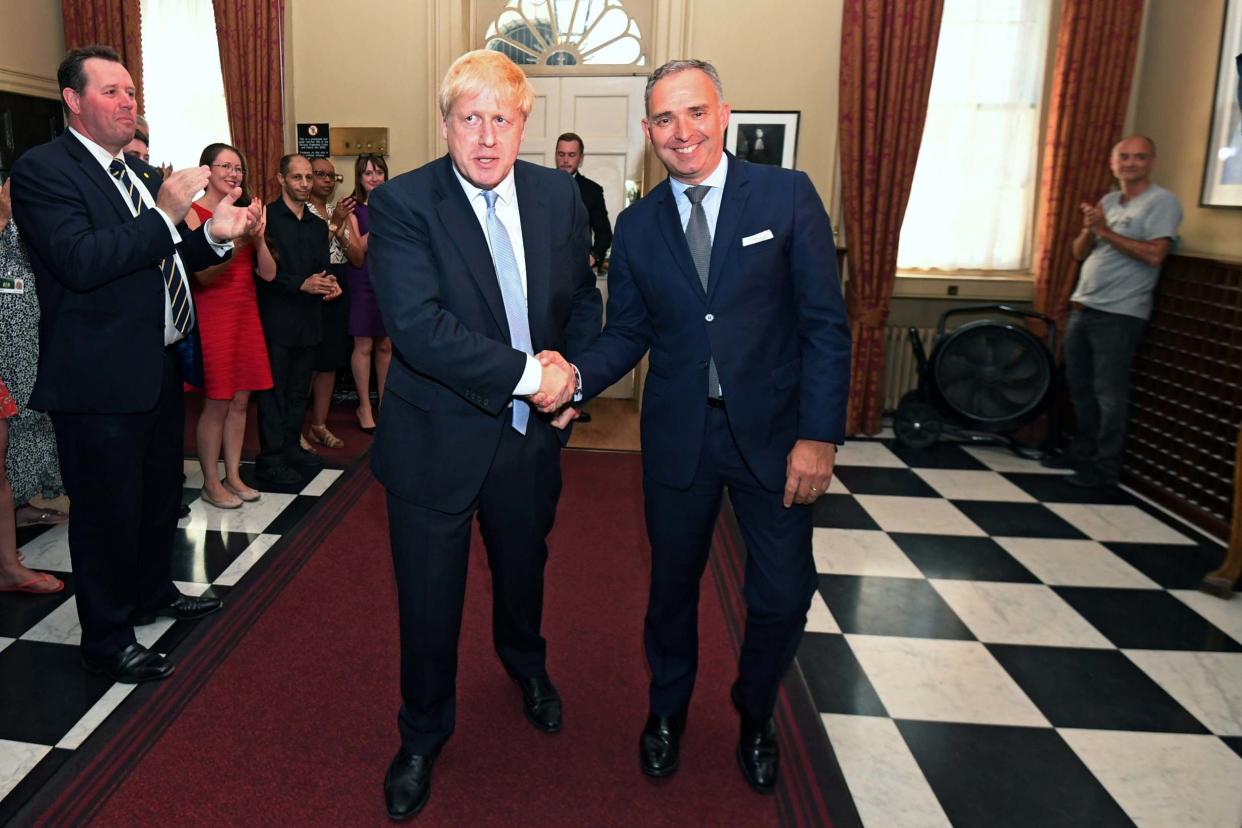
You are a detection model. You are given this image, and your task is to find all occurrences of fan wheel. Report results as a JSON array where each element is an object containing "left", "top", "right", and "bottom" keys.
[
  {"left": 930, "top": 321, "right": 1051, "bottom": 431},
  {"left": 894, "top": 392, "right": 942, "bottom": 449}
]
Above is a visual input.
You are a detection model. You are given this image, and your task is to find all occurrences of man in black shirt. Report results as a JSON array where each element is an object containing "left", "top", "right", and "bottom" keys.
[{"left": 255, "top": 153, "right": 339, "bottom": 486}]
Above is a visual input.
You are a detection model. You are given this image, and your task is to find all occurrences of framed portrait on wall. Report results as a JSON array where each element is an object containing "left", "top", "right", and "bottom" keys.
[
  {"left": 727, "top": 111, "right": 800, "bottom": 169},
  {"left": 1200, "top": 0, "right": 1242, "bottom": 207}
]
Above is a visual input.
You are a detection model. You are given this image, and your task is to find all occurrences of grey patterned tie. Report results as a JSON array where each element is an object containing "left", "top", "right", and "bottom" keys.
[{"left": 684, "top": 185, "right": 721, "bottom": 399}]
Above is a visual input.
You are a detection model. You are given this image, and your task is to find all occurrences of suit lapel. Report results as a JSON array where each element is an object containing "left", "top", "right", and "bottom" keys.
[
  {"left": 706, "top": 153, "right": 750, "bottom": 303},
  {"left": 63, "top": 133, "right": 133, "bottom": 223},
  {"left": 655, "top": 181, "right": 706, "bottom": 300},
  {"left": 514, "top": 161, "right": 550, "bottom": 344},
  {"left": 432, "top": 156, "right": 511, "bottom": 340}
]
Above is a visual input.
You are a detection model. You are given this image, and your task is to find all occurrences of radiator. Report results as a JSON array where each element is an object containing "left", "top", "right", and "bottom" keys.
[{"left": 883, "top": 326, "right": 936, "bottom": 412}]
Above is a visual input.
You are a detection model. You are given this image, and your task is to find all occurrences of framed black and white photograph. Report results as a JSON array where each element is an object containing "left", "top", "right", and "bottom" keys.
[
  {"left": 1200, "top": 0, "right": 1242, "bottom": 207},
  {"left": 727, "top": 111, "right": 799, "bottom": 169}
]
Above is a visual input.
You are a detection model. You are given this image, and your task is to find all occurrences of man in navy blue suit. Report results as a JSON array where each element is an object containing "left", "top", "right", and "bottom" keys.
[
  {"left": 10, "top": 45, "right": 259, "bottom": 684},
  {"left": 367, "top": 50, "right": 600, "bottom": 820},
  {"left": 536, "top": 59, "right": 851, "bottom": 792}
]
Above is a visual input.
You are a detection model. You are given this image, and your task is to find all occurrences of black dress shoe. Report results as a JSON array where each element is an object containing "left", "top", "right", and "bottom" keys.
[
  {"left": 133, "top": 594, "right": 223, "bottom": 626},
  {"left": 256, "top": 462, "right": 303, "bottom": 487},
  {"left": 1039, "top": 451, "right": 1080, "bottom": 470},
  {"left": 513, "top": 675, "right": 562, "bottom": 733},
  {"left": 575, "top": 410, "right": 592, "bottom": 423},
  {"left": 286, "top": 446, "right": 324, "bottom": 471},
  {"left": 82, "top": 642, "right": 174, "bottom": 684},
  {"left": 639, "top": 712, "right": 686, "bottom": 777},
  {"left": 384, "top": 749, "right": 433, "bottom": 820},
  {"left": 731, "top": 682, "right": 778, "bottom": 794},
  {"left": 1066, "top": 469, "right": 1115, "bottom": 488}
]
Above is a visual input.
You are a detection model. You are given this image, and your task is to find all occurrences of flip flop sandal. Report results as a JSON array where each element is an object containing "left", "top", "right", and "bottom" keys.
[
  {"left": 0, "top": 572, "right": 65, "bottom": 594},
  {"left": 15, "top": 508, "right": 70, "bottom": 528}
]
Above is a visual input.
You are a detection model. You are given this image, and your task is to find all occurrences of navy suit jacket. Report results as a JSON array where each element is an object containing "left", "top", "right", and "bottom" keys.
[
  {"left": 367, "top": 156, "right": 602, "bottom": 513},
  {"left": 10, "top": 132, "right": 221, "bottom": 414},
  {"left": 575, "top": 153, "right": 851, "bottom": 491}
]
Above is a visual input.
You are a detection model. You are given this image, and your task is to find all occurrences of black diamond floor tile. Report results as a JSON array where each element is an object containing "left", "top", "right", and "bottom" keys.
[
  {"left": 797, "top": 632, "right": 887, "bottom": 717},
  {"left": 988, "top": 644, "right": 1208, "bottom": 733},
  {"left": 1104, "top": 542, "right": 1228, "bottom": 591},
  {"left": 1055, "top": 587, "right": 1242, "bottom": 652},
  {"left": 0, "top": 640, "right": 112, "bottom": 745},
  {"left": 169, "top": 529, "right": 259, "bottom": 584},
  {"left": 890, "top": 533, "right": 1039, "bottom": 582},
  {"left": 1004, "top": 473, "right": 1140, "bottom": 505},
  {"left": 953, "top": 501, "right": 1088, "bottom": 539},
  {"left": 263, "top": 495, "right": 321, "bottom": 535},
  {"left": 898, "top": 720, "right": 1133, "bottom": 828},
  {"left": 0, "top": 573, "right": 76, "bottom": 639},
  {"left": 883, "top": 440, "right": 990, "bottom": 470},
  {"left": 812, "top": 494, "right": 881, "bottom": 531},
  {"left": 818, "top": 575, "right": 974, "bottom": 640},
  {"left": 833, "top": 467, "right": 939, "bottom": 498}
]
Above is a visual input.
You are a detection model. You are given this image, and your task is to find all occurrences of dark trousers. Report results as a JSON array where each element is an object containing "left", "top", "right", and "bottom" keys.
[
  {"left": 644, "top": 405, "right": 815, "bottom": 722},
  {"left": 50, "top": 348, "right": 182, "bottom": 659},
  {"left": 387, "top": 421, "right": 562, "bottom": 756},
  {"left": 1064, "top": 307, "right": 1147, "bottom": 479},
  {"left": 256, "top": 339, "right": 315, "bottom": 470}
]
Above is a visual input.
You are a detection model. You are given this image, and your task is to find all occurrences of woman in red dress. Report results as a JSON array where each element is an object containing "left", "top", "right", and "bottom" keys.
[
  {"left": 0, "top": 377, "right": 64, "bottom": 593},
  {"left": 185, "top": 143, "right": 277, "bottom": 508}
]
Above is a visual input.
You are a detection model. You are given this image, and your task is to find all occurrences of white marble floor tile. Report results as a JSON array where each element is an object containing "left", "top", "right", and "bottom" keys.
[
  {"left": 827, "top": 474, "right": 850, "bottom": 495},
  {"left": 300, "top": 468, "right": 343, "bottom": 497},
  {"left": 930, "top": 580, "right": 1113, "bottom": 648},
  {"left": 995, "top": 537, "right": 1160, "bottom": 589},
  {"left": 174, "top": 581, "right": 211, "bottom": 597},
  {"left": 821, "top": 713, "right": 951, "bottom": 828},
  {"left": 812, "top": 528, "right": 924, "bottom": 578},
  {"left": 20, "top": 598, "right": 80, "bottom": 646},
  {"left": 134, "top": 618, "right": 176, "bottom": 650},
  {"left": 0, "top": 740, "right": 52, "bottom": 801},
  {"left": 1060, "top": 729, "right": 1242, "bottom": 827},
  {"left": 845, "top": 634, "right": 1048, "bottom": 727},
  {"left": 16, "top": 523, "right": 71, "bottom": 573},
  {"left": 182, "top": 459, "right": 226, "bottom": 491},
  {"left": 855, "top": 496, "right": 986, "bottom": 536},
  {"left": 961, "top": 445, "right": 1068, "bottom": 475},
  {"left": 913, "top": 469, "right": 1036, "bottom": 502},
  {"left": 1172, "top": 590, "right": 1242, "bottom": 647},
  {"left": 56, "top": 682, "right": 138, "bottom": 750},
  {"left": 805, "top": 589, "right": 841, "bottom": 634},
  {"left": 836, "top": 441, "right": 907, "bottom": 468},
  {"left": 0, "top": 637, "right": 13, "bottom": 654},
  {"left": 212, "top": 533, "right": 281, "bottom": 587},
  {"left": 1125, "top": 650, "right": 1242, "bottom": 736},
  {"left": 1044, "top": 503, "right": 1195, "bottom": 545},
  {"left": 181, "top": 492, "right": 297, "bottom": 534}
]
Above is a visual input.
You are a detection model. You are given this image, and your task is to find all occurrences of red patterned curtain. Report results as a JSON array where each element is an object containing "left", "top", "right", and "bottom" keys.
[
  {"left": 213, "top": 0, "right": 285, "bottom": 204},
  {"left": 61, "top": 0, "right": 145, "bottom": 113},
  {"left": 1032, "top": 0, "right": 1145, "bottom": 338},
  {"left": 838, "top": 0, "right": 945, "bottom": 436}
]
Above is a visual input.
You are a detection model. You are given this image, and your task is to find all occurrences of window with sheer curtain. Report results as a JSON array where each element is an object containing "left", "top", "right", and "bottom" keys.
[
  {"left": 139, "top": 0, "right": 231, "bottom": 170},
  {"left": 896, "top": 0, "right": 1052, "bottom": 273}
]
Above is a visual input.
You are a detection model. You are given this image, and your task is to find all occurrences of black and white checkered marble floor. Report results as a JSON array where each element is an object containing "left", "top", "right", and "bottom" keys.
[
  {"left": 801, "top": 437, "right": 1242, "bottom": 827},
  {"left": 0, "top": 460, "right": 343, "bottom": 818}
]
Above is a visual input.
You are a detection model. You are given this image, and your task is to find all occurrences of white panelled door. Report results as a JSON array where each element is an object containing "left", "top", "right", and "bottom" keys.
[{"left": 524, "top": 76, "right": 647, "bottom": 399}]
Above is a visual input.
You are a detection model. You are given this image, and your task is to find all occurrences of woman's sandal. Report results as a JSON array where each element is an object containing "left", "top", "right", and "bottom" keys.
[
  {"left": 15, "top": 507, "right": 70, "bottom": 528},
  {"left": 309, "top": 423, "right": 345, "bottom": 449},
  {"left": 0, "top": 572, "right": 66, "bottom": 594}
]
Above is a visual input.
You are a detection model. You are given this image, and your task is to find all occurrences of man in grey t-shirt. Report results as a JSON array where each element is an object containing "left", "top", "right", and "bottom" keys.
[{"left": 1050, "top": 135, "right": 1182, "bottom": 487}]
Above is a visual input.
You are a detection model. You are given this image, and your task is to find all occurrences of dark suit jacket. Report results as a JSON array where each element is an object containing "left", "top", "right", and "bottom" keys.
[
  {"left": 367, "top": 156, "right": 602, "bottom": 513},
  {"left": 10, "top": 132, "right": 222, "bottom": 414},
  {"left": 574, "top": 172, "right": 612, "bottom": 264},
  {"left": 574, "top": 153, "right": 851, "bottom": 491}
]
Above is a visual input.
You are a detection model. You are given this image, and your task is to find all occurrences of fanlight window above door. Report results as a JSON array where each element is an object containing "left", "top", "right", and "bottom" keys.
[{"left": 485, "top": 0, "right": 645, "bottom": 66}]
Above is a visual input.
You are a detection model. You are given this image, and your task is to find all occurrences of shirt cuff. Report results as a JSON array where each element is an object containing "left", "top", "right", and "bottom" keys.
[
  {"left": 201, "top": 218, "right": 235, "bottom": 256},
  {"left": 572, "top": 364, "right": 583, "bottom": 402},
  {"left": 512, "top": 354, "right": 542, "bottom": 396}
]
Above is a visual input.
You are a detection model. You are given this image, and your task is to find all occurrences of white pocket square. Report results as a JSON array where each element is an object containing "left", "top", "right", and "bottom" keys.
[{"left": 742, "top": 229, "right": 774, "bottom": 247}]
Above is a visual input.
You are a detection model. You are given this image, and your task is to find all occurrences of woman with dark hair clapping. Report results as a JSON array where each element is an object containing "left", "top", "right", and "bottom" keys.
[
  {"left": 185, "top": 143, "right": 277, "bottom": 508},
  {"left": 346, "top": 154, "right": 390, "bottom": 433}
]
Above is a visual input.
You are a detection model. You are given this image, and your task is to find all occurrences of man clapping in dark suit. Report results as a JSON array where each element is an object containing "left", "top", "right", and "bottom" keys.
[
  {"left": 9, "top": 45, "right": 260, "bottom": 683},
  {"left": 368, "top": 50, "right": 601, "bottom": 820},
  {"left": 536, "top": 59, "right": 850, "bottom": 793}
]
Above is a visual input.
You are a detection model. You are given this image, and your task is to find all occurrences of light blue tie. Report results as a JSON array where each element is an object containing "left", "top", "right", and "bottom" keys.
[{"left": 483, "top": 190, "right": 532, "bottom": 434}]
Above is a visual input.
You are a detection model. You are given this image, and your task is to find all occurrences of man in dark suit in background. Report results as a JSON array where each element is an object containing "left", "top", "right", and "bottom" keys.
[
  {"left": 254, "top": 153, "right": 338, "bottom": 487},
  {"left": 9, "top": 45, "right": 258, "bottom": 683},
  {"left": 367, "top": 50, "right": 600, "bottom": 820},
  {"left": 554, "top": 132, "right": 612, "bottom": 423},
  {"left": 537, "top": 59, "right": 850, "bottom": 793}
]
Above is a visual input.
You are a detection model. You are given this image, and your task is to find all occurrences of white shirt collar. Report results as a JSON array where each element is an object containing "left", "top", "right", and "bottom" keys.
[
  {"left": 451, "top": 160, "right": 517, "bottom": 206},
  {"left": 68, "top": 126, "right": 127, "bottom": 171},
  {"left": 668, "top": 152, "right": 728, "bottom": 199}
]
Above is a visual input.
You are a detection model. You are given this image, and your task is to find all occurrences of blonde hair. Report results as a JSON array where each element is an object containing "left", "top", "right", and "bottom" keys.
[{"left": 438, "top": 49, "right": 534, "bottom": 119}]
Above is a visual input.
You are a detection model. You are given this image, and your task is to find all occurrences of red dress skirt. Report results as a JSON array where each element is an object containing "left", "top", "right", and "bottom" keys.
[
  {"left": 188, "top": 202, "right": 274, "bottom": 400},
  {"left": 0, "top": 378, "right": 17, "bottom": 418}
]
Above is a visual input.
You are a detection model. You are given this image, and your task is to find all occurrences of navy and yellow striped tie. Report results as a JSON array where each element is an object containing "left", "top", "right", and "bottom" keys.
[{"left": 108, "top": 159, "right": 192, "bottom": 336}]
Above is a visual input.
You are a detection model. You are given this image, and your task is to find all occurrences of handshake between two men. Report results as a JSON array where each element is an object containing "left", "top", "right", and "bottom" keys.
[{"left": 529, "top": 350, "right": 581, "bottom": 429}]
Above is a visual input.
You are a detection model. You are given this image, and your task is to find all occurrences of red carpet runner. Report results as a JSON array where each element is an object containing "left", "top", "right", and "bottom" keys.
[{"left": 67, "top": 451, "right": 790, "bottom": 826}]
